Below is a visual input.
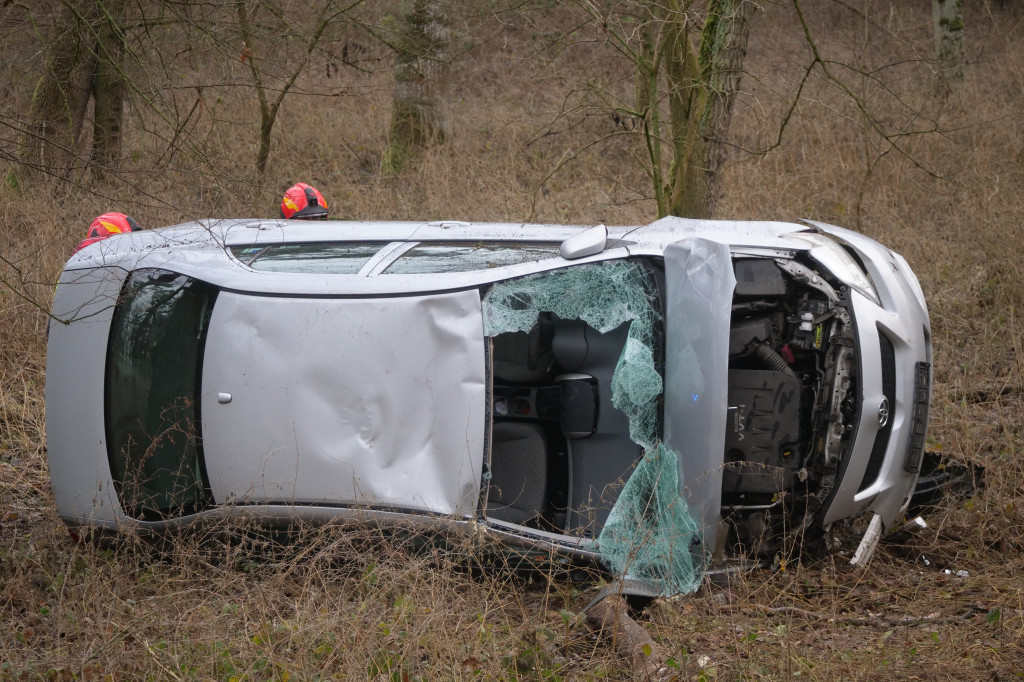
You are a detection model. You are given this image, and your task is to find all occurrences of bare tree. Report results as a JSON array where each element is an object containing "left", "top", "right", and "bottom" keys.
[
  {"left": 539, "top": 0, "right": 949, "bottom": 221},
  {"left": 90, "top": 0, "right": 128, "bottom": 176},
  {"left": 234, "top": 0, "right": 364, "bottom": 175},
  {"left": 574, "top": 0, "right": 756, "bottom": 219},
  {"left": 18, "top": 0, "right": 129, "bottom": 181},
  {"left": 668, "top": 0, "right": 755, "bottom": 218},
  {"left": 383, "top": 0, "right": 451, "bottom": 173},
  {"left": 933, "top": 0, "right": 965, "bottom": 91}
]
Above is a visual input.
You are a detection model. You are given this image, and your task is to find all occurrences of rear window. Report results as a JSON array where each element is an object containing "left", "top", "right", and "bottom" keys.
[
  {"left": 105, "top": 269, "right": 217, "bottom": 520},
  {"left": 383, "top": 242, "right": 561, "bottom": 274},
  {"left": 231, "top": 242, "right": 386, "bottom": 274}
]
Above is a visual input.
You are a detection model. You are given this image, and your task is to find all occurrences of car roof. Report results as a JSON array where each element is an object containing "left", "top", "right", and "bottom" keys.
[{"left": 64, "top": 217, "right": 815, "bottom": 295}]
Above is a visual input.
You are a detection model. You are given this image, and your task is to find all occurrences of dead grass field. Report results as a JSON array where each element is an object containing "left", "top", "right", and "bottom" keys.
[{"left": 2, "top": 0, "right": 1023, "bottom": 679}]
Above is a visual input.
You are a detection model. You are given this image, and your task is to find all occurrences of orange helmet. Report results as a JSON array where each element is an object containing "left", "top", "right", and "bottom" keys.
[
  {"left": 74, "top": 212, "right": 140, "bottom": 254},
  {"left": 280, "top": 182, "right": 329, "bottom": 220},
  {"left": 87, "top": 212, "right": 139, "bottom": 239}
]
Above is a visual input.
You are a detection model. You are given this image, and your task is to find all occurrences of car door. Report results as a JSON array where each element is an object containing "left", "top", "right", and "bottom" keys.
[{"left": 201, "top": 289, "right": 487, "bottom": 517}]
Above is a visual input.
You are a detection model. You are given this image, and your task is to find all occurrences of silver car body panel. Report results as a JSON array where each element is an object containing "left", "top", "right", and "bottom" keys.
[
  {"left": 804, "top": 222, "right": 933, "bottom": 530},
  {"left": 663, "top": 239, "right": 735, "bottom": 557},
  {"left": 48, "top": 215, "right": 932, "bottom": 565},
  {"left": 64, "top": 218, "right": 815, "bottom": 294},
  {"left": 46, "top": 266, "right": 128, "bottom": 524},
  {"left": 201, "top": 290, "right": 486, "bottom": 517}
]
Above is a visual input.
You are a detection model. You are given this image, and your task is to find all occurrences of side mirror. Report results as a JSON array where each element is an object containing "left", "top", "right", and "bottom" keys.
[{"left": 560, "top": 224, "right": 607, "bottom": 260}]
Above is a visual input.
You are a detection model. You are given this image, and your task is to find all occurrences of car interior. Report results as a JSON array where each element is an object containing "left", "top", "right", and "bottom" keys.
[{"left": 486, "top": 313, "right": 643, "bottom": 538}]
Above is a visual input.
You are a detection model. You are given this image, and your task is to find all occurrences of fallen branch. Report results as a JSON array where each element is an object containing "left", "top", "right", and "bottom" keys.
[
  {"left": 714, "top": 604, "right": 950, "bottom": 627},
  {"left": 586, "top": 594, "right": 670, "bottom": 679}
]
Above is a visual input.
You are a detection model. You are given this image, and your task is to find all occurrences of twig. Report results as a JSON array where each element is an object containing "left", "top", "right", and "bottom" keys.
[{"left": 714, "top": 604, "right": 950, "bottom": 627}]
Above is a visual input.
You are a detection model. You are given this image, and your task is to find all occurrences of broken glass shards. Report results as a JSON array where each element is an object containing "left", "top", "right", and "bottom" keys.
[
  {"left": 596, "top": 443, "right": 702, "bottom": 596},
  {"left": 483, "top": 260, "right": 704, "bottom": 595},
  {"left": 483, "top": 260, "right": 663, "bottom": 449}
]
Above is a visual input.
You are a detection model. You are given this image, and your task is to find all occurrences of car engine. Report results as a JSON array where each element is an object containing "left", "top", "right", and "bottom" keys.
[{"left": 723, "top": 257, "right": 857, "bottom": 556}]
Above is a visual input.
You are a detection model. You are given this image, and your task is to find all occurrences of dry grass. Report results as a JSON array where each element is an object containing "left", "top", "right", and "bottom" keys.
[{"left": 2, "top": 0, "right": 1023, "bottom": 679}]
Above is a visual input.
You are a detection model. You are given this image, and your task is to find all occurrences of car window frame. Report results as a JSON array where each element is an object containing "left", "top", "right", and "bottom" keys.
[
  {"left": 227, "top": 240, "right": 567, "bottom": 277},
  {"left": 380, "top": 241, "right": 565, "bottom": 275},
  {"left": 229, "top": 241, "right": 395, "bottom": 275}
]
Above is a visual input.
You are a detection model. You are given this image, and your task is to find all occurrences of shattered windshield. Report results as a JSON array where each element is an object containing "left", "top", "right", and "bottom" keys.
[{"left": 483, "top": 260, "right": 704, "bottom": 595}]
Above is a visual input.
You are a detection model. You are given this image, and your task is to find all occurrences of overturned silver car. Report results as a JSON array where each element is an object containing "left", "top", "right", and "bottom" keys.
[{"left": 46, "top": 217, "right": 931, "bottom": 594}]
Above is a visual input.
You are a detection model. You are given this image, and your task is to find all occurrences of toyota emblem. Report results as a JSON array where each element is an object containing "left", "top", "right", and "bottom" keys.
[{"left": 877, "top": 397, "right": 890, "bottom": 428}]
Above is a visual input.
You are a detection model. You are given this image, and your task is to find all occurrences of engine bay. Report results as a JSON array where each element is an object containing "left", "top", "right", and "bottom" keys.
[
  {"left": 481, "top": 253, "right": 862, "bottom": 569},
  {"left": 724, "top": 256, "right": 858, "bottom": 556}
]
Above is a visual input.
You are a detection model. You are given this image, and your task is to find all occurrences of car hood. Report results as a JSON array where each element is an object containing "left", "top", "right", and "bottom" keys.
[{"left": 662, "top": 238, "right": 736, "bottom": 563}]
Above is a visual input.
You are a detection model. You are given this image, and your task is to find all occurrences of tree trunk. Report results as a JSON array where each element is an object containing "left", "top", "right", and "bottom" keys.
[
  {"left": 235, "top": 0, "right": 274, "bottom": 174},
  {"left": 662, "top": 3, "right": 710, "bottom": 219},
  {"left": 235, "top": 0, "right": 336, "bottom": 175},
  {"left": 637, "top": 17, "right": 667, "bottom": 216},
  {"left": 655, "top": 0, "right": 755, "bottom": 219},
  {"left": 385, "top": 0, "right": 450, "bottom": 172},
  {"left": 699, "top": 0, "right": 756, "bottom": 213},
  {"left": 933, "top": 0, "right": 964, "bottom": 91},
  {"left": 20, "top": 1, "right": 102, "bottom": 179},
  {"left": 90, "top": 0, "right": 129, "bottom": 177}
]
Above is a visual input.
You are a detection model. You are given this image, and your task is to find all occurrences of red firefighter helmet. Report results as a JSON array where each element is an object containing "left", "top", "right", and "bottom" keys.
[
  {"left": 73, "top": 212, "right": 140, "bottom": 254},
  {"left": 280, "top": 182, "right": 329, "bottom": 220}
]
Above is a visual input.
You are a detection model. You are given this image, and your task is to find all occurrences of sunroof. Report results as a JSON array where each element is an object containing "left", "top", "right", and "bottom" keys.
[
  {"left": 231, "top": 243, "right": 385, "bottom": 274},
  {"left": 383, "top": 242, "right": 561, "bottom": 274}
]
